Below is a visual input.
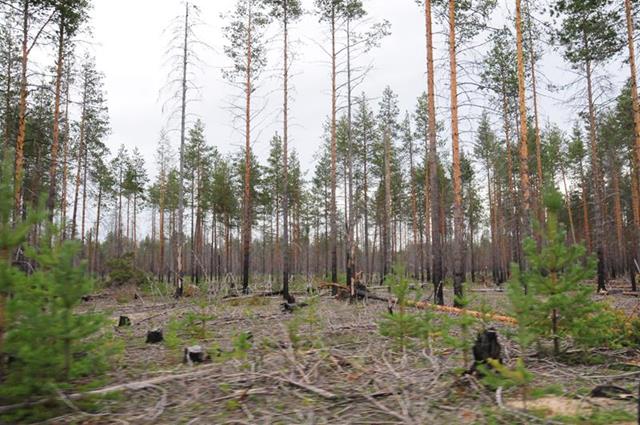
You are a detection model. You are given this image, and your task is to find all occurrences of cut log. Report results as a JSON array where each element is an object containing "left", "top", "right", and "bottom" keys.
[
  {"left": 118, "top": 316, "right": 131, "bottom": 327},
  {"left": 146, "top": 328, "right": 163, "bottom": 344}
]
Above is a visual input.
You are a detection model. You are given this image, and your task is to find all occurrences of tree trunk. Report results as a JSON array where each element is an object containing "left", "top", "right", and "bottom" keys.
[
  {"left": 2, "top": 24, "right": 12, "bottom": 162},
  {"left": 81, "top": 144, "right": 88, "bottom": 245},
  {"left": 585, "top": 50, "right": 606, "bottom": 292},
  {"left": 282, "top": 0, "right": 291, "bottom": 302},
  {"left": 409, "top": 128, "right": 420, "bottom": 281},
  {"left": 175, "top": 3, "right": 189, "bottom": 297},
  {"left": 424, "top": 0, "right": 443, "bottom": 305},
  {"left": 47, "top": 17, "right": 65, "bottom": 221},
  {"left": 14, "top": 0, "right": 29, "bottom": 218},
  {"left": 345, "top": 17, "right": 355, "bottom": 294},
  {"left": 242, "top": 4, "right": 253, "bottom": 295},
  {"left": 330, "top": 5, "right": 338, "bottom": 289},
  {"left": 60, "top": 67, "right": 71, "bottom": 241},
  {"left": 624, "top": 0, "right": 640, "bottom": 281},
  {"left": 515, "top": 0, "right": 531, "bottom": 234},
  {"left": 71, "top": 79, "right": 87, "bottom": 240},
  {"left": 525, "top": 0, "right": 544, "bottom": 230},
  {"left": 159, "top": 184, "right": 165, "bottom": 281},
  {"left": 382, "top": 129, "right": 392, "bottom": 283},
  {"left": 449, "top": 0, "right": 464, "bottom": 307},
  {"left": 92, "top": 186, "right": 102, "bottom": 273}
]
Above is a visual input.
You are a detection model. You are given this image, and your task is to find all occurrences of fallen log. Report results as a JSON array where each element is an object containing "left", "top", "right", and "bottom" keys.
[
  {"left": 409, "top": 300, "right": 517, "bottom": 325},
  {"left": 321, "top": 282, "right": 517, "bottom": 325}
]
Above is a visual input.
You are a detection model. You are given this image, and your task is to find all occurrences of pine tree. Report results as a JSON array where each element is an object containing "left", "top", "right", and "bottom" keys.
[
  {"left": 551, "top": 0, "right": 625, "bottom": 291},
  {"left": 223, "top": 0, "right": 270, "bottom": 294},
  {"left": 264, "top": 0, "right": 302, "bottom": 303},
  {"left": 508, "top": 189, "right": 614, "bottom": 357}
]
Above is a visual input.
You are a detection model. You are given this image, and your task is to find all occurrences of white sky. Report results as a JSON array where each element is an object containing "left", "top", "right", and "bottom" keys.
[{"left": 88, "top": 0, "right": 628, "bottom": 182}]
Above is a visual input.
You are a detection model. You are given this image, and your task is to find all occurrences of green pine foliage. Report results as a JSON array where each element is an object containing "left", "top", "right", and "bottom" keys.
[
  {"left": 4, "top": 237, "right": 113, "bottom": 399},
  {"left": 0, "top": 164, "right": 117, "bottom": 402},
  {"left": 378, "top": 268, "right": 421, "bottom": 352},
  {"left": 443, "top": 291, "right": 478, "bottom": 369},
  {"left": 105, "top": 252, "right": 147, "bottom": 287},
  {"left": 507, "top": 188, "right": 614, "bottom": 357}
]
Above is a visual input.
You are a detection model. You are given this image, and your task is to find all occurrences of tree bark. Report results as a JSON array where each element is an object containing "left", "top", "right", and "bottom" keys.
[
  {"left": 382, "top": 129, "right": 392, "bottom": 283},
  {"left": 242, "top": 3, "right": 253, "bottom": 294},
  {"left": 282, "top": 0, "right": 291, "bottom": 302},
  {"left": 448, "top": 0, "right": 465, "bottom": 307},
  {"left": 175, "top": 2, "right": 189, "bottom": 297},
  {"left": 525, "top": 0, "right": 544, "bottom": 229},
  {"left": 585, "top": 49, "right": 606, "bottom": 292},
  {"left": 515, "top": 0, "right": 531, "bottom": 234},
  {"left": 47, "top": 17, "right": 65, "bottom": 221},
  {"left": 330, "top": 5, "right": 338, "bottom": 289},
  {"left": 424, "top": 0, "right": 443, "bottom": 305},
  {"left": 14, "top": 0, "right": 29, "bottom": 219}
]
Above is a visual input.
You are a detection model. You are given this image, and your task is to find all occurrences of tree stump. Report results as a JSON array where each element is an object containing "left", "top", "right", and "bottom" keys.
[
  {"left": 146, "top": 328, "right": 163, "bottom": 344},
  {"left": 118, "top": 316, "right": 131, "bottom": 327},
  {"left": 183, "top": 345, "right": 209, "bottom": 365},
  {"left": 469, "top": 328, "right": 502, "bottom": 374}
]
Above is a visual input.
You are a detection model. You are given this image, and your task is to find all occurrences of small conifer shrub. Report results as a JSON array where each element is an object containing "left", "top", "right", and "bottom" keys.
[{"left": 508, "top": 188, "right": 614, "bottom": 357}]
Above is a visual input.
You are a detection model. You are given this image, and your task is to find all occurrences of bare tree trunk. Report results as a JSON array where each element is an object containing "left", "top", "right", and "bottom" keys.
[
  {"left": 242, "top": 4, "right": 254, "bottom": 295},
  {"left": 60, "top": 68, "right": 71, "bottom": 240},
  {"left": 330, "top": 5, "right": 338, "bottom": 289},
  {"left": 625, "top": 0, "right": 640, "bottom": 279},
  {"left": 382, "top": 130, "right": 391, "bottom": 283},
  {"left": 525, "top": 0, "right": 544, "bottom": 229},
  {"left": 424, "top": 0, "right": 443, "bottom": 305},
  {"left": 346, "top": 18, "right": 355, "bottom": 294},
  {"left": 159, "top": 188, "right": 165, "bottom": 281},
  {"left": 176, "top": 2, "right": 189, "bottom": 297},
  {"left": 282, "top": 0, "right": 292, "bottom": 302},
  {"left": 92, "top": 185, "right": 102, "bottom": 273},
  {"left": 47, "top": 18, "right": 65, "bottom": 221},
  {"left": 2, "top": 25, "right": 12, "bottom": 161},
  {"left": 71, "top": 79, "right": 87, "bottom": 240},
  {"left": 611, "top": 164, "right": 625, "bottom": 275},
  {"left": 363, "top": 105, "right": 370, "bottom": 283},
  {"left": 14, "top": 0, "right": 29, "bottom": 218},
  {"left": 448, "top": 0, "right": 464, "bottom": 307},
  {"left": 585, "top": 50, "right": 606, "bottom": 292},
  {"left": 516, "top": 0, "right": 531, "bottom": 234},
  {"left": 409, "top": 129, "right": 420, "bottom": 280},
  {"left": 81, "top": 144, "right": 88, "bottom": 245}
]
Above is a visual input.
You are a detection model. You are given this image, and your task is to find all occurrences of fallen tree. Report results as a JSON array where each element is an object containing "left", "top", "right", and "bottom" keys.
[{"left": 319, "top": 282, "right": 518, "bottom": 325}]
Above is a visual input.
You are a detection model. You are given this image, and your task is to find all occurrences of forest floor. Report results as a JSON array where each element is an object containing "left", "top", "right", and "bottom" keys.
[{"left": 17, "top": 280, "right": 640, "bottom": 424}]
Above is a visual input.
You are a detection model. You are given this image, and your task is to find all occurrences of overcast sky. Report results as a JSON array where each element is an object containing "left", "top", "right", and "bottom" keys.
[{"left": 88, "top": 0, "right": 627, "bottom": 182}]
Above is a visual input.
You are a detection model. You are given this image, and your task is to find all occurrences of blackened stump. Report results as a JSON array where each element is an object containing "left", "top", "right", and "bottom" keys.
[
  {"left": 183, "top": 345, "right": 209, "bottom": 365},
  {"left": 146, "top": 328, "right": 163, "bottom": 344},
  {"left": 469, "top": 328, "right": 502, "bottom": 374},
  {"left": 118, "top": 316, "right": 131, "bottom": 327}
]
